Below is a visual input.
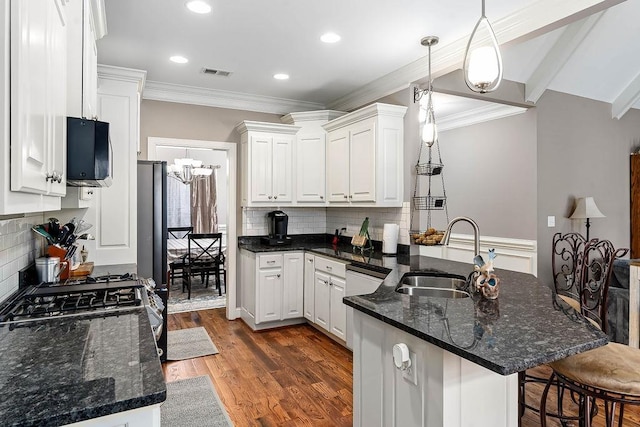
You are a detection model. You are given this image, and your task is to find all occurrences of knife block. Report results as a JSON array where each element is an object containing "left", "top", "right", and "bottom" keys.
[{"left": 47, "top": 245, "right": 70, "bottom": 280}]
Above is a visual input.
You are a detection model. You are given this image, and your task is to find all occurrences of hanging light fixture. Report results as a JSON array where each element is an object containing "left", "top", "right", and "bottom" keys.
[
  {"left": 463, "top": 0, "right": 503, "bottom": 93},
  {"left": 167, "top": 158, "right": 213, "bottom": 184},
  {"left": 414, "top": 36, "right": 439, "bottom": 147}
]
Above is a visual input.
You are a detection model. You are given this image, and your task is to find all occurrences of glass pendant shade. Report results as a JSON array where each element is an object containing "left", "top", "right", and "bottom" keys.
[
  {"left": 421, "top": 105, "right": 438, "bottom": 146},
  {"left": 463, "top": 2, "right": 503, "bottom": 93}
]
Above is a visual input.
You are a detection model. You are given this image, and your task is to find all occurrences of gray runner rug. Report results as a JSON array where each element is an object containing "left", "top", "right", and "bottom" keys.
[
  {"left": 167, "top": 327, "right": 219, "bottom": 361},
  {"left": 162, "top": 375, "right": 233, "bottom": 426}
]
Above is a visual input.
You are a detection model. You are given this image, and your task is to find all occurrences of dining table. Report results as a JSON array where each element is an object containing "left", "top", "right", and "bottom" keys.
[{"left": 166, "top": 238, "right": 227, "bottom": 263}]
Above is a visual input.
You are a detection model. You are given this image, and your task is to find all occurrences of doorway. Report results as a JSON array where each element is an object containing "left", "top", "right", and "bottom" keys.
[{"left": 148, "top": 137, "right": 239, "bottom": 321}]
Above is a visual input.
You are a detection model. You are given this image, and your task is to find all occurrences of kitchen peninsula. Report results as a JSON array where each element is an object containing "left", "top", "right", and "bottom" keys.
[{"left": 344, "top": 256, "right": 608, "bottom": 427}]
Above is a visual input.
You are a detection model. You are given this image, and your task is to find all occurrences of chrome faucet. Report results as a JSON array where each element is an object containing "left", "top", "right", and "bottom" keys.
[{"left": 442, "top": 216, "right": 481, "bottom": 258}]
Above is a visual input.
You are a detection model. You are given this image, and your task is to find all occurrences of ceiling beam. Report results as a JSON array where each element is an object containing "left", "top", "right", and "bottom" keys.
[
  {"left": 525, "top": 12, "right": 604, "bottom": 103},
  {"left": 328, "top": 0, "right": 626, "bottom": 112},
  {"left": 612, "top": 71, "right": 640, "bottom": 119}
]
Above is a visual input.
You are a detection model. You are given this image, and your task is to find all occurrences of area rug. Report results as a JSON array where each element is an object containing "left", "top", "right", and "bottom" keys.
[
  {"left": 167, "top": 327, "right": 219, "bottom": 361},
  {"left": 161, "top": 375, "right": 233, "bottom": 427},
  {"left": 167, "top": 276, "right": 227, "bottom": 314}
]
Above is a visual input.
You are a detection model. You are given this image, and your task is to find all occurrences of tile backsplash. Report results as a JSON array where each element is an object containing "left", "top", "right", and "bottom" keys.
[
  {"left": 241, "top": 203, "right": 410, "bottom": 245},
  {"left": 0, "top": 214, "right": 43, "bottom": 302}
]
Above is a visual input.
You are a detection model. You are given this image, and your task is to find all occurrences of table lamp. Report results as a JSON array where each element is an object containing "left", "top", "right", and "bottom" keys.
[{"left": 569, "top": 197, "right": 605, "bottom": 240}]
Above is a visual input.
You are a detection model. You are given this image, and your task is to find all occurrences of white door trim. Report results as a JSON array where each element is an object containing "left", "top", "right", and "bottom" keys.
[{"left": 147, "top": 137, "right": 240, "bottom": 320}]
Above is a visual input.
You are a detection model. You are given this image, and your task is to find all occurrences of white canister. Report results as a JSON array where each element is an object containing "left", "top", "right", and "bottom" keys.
[
  {"left": 35, "top": 257, "right": 62, "bottom": 284},
  {"left": 382, "top": 223, "right": 400, "bottom": 254}
]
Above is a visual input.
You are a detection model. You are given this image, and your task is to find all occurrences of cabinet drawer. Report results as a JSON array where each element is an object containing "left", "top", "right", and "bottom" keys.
[
  {"left": 315, "top": 256, "right": 347, "bottom": 278},
  {"left": 259, "top": 253, "right": 283, "bottom": 269}
]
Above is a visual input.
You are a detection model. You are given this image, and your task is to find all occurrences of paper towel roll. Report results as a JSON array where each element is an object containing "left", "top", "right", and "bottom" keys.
[{"left": 382, "top": 223, "right": 399, "bottom": 254}]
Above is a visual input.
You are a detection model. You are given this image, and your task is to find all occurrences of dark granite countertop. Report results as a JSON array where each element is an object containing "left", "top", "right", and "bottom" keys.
[
  {"left": 239, "top": 235, "right": 609, "bottom": 376},
  {"left": 344, "top": 256, "right": 608, "bottom": 376},
  {"left": 0, "top": 308, "right": 166, "bottom": 427}
]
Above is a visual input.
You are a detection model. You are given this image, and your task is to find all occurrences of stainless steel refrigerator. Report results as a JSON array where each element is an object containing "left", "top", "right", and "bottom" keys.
[
  {"left": 137, "top": 160, "right": 168, "bottom": 361},
  {"left": 137, "top": 160, "right": 168, "bottom": 285}
]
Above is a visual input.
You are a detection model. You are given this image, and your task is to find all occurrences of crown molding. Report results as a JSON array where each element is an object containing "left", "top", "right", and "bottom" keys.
[
  {"left": 143, "top": 80, "right": 325, "bottom": 115},
  {"left": 438, "top": 103, "right": 528, "bottom": 132},
  {"left": 235, "top": 121, "right": 300, "bottom": 135},
  {"left": 327, "top": 0, "right": 620, "bottom": 112},
  {"left": 281, "top": 110, "right": 347, "bottom": 125},
  {"left": 322, "top": 103, "right": 407, "bottom": 132},
  {"left": 89, "top": 0, "right": 108, "bottom": 39},
  {"left": 97, "top": 65, "right": 147, "bottom": 92}
]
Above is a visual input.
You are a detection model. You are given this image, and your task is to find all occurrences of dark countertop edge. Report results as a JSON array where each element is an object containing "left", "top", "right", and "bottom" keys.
[
  {"left": 343, "top": 296, "right": 609, "bottom": 376},
  {"left": 28, "top": 391, "right": 167, "bottom": 427}
]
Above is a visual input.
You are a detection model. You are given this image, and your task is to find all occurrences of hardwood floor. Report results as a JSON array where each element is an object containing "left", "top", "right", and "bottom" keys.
[{"left": 164, "top": 308, "right": 640, "bottom": 426}]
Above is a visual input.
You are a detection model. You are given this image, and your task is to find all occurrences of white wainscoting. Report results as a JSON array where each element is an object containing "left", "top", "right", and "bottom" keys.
[{"left": 418, "top": 234, "right": 537, "bottom": 276}]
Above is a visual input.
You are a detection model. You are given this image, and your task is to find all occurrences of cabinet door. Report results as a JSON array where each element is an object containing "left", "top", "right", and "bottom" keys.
[
  {"left": 303, "top": 254, "right": 315, "bottom": 321},
  {"left": 272, "top": 135, "right": 293, "bottom": 203},
  {"left": 282, "top": 252, "right": 303, "bottom": 320},
  {"left": 11, "top": 0, "right": 67, "bottom": 195},
  {"left": 326, "top": 129, "right": 350, "bottom": 203},
  {"left": 257, "top": 268, "right": 283, "bottom": 324},
  {"left": 349, "top": 122, "right": 375, "bottom": 202},
  {"left": 250, "top": 135, "right": 273, "bottom": 202},
  {"left": 314, "top": 271, "right": 331, "bottom": 331},
  {"left": 330, "top": 276, "right": 347, "bottom": 340},
  {"left": 297, "top": 134, "right": 326, "bottom": 203}
]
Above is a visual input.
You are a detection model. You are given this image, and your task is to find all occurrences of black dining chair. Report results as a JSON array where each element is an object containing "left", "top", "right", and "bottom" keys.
[
  {"left": 183, "top": 233, "right": 224, "bottom": 299},
  {"left": 167, "top": 226, "right": 193, "bottom": 289}
]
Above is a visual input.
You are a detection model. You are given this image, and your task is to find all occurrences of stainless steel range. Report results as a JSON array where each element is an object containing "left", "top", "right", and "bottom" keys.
[{"left": 0, "top": 272, "right": 168, "bottom": 361}]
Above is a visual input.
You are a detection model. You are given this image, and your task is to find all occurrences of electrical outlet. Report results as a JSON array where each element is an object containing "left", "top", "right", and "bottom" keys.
[
  {"left": 402, "top": 351, "right": 418, "bottom": 385},
  {"left": 547, "top": 216, "right": 555, "bottom": 227}
]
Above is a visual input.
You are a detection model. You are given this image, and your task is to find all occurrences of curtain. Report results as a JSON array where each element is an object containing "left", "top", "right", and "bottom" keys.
[
  {"left": 166, "top": 177, "right": 191, "bottom": 227},
  {"left": 190, "top": 170, "right": 218, "bottom": 233}
]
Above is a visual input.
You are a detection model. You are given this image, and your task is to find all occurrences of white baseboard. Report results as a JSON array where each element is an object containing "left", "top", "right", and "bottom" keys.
[{"left": 418, "top": 233, "right": 537, "bottom": 276}]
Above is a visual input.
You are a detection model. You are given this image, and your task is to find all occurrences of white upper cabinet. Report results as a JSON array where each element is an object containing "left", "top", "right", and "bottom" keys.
[
  {"left": 236, "top": 121, "right": 299, "bottom": 207},
  {"left": 323, "top": 103, "right": 407, "bottom": 207},
  {"left": 67, "top": 0, "right": 100, "bottom": 120},
  {"left": 282, "top": 110, "right": 346, "bottom": 205}
]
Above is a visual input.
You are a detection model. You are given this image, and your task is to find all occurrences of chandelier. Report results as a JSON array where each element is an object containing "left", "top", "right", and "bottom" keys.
[{"left": 167, "top": 158, "right": 213, "bottom": 184}]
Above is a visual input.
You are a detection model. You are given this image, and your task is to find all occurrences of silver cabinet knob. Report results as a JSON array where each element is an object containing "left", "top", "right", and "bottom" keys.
[
  {"left": 268, "top": 196, "right": 273, "bottom": 200},
  {"left": 343, "top": 195, "right": 348, "bottom": 199},
  {"left": 320, "top": 196, "right": 324, "bottom": 200},
  {"left": 277, "top": 274, "right": 281, "bottom": 278},
  {"left": 349, "top": 195, "right": 353, "bottom": 199},
  {"left": 274, "top": 195, "right": 278, "bottom": 200},
  {"left": 46, "top": 172, "right": 63, "bottom": 183}
]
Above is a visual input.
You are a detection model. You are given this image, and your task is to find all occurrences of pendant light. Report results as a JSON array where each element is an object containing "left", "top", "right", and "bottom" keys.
[
  {"left": 414, "top": 36, "right": 439, "bottom": 147},
  {"left": 463, "top": 0, "right": 503, "bottom": 93}
]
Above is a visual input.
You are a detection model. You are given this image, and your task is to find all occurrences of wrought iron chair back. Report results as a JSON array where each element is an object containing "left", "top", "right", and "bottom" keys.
[
  {"left": 168, "top": 226, "right": 193, "bottom": 240},
  {"left": 183, "top": 233, "right": 224, "bottom": 299},
  {"left": 551, "top": 232, "right": 594, "bottom": 303}
]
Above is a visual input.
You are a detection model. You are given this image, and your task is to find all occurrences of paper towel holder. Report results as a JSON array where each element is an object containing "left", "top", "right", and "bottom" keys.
[{"left": 382, "top": 223, "right": 400, "bottom": 255}]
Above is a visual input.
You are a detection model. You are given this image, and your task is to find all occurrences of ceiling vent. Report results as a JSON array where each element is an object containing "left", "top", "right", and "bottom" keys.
[{"left": 202, "top": 68, "right": 232, "bottom": 77}]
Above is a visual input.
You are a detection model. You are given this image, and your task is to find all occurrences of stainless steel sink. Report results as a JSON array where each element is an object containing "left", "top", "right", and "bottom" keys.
[{"left": 395, "top": 272, "right": 470, "bottom": 299}]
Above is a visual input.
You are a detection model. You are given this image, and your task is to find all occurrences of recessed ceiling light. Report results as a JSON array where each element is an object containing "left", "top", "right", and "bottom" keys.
[
  {"left": 273, "top": 73, "right": 289, "bottom": 80},
  {"left": 186, "top": 0, "right": 211, "bottom": 14},
  {"left": 170, "top": 55, "right": 189, "bottom": 64},
  {"left": 320, "top": 32, "right": 341, "bottom": 43}
]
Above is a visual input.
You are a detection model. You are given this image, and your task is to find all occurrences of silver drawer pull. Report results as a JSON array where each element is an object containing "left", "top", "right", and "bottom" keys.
[
  {"left": 267, "top": 260, "right": 275, "bottom": 264},
  {"left": 277, "top": 274, "right": 281, "bottom": 278},
  {"left": 326, "top": 266, "right": 332, "bottom": 270}
]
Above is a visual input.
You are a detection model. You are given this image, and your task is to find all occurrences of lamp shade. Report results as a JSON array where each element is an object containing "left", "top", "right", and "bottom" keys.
[{"left": 569, "top": 197, "right": 605, "bottom": 219}]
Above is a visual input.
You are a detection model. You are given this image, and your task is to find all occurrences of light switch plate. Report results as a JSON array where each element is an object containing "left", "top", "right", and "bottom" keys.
[
  {"left": 547, "top": 216, "right": 555, "bottom": 227},
  {"left": 402, "top": 351, "right": 418, "bottom": 385}
]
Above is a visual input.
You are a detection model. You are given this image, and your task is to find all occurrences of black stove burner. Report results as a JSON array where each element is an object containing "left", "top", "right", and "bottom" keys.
[
  {"left": 85, "top": 272, "right": 135, "bottom": 283},
  {"left": 0, "top": 279, "right": 142, "bottom": 323}
]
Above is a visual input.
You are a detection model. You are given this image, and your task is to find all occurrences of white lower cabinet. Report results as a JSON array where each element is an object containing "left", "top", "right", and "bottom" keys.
[
  {"left": 313, "top": 255, "right": 349, "bottom": 342},
  {"left": 240, "top": 250, "right": 305, "bottom": 330},
  {"left": 303, "top": 254, "right": 315, "bottom": 321}
]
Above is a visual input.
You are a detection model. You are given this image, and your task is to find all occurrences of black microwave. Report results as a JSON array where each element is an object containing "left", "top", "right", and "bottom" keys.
[{"left": 66, "top": 117, "right": 113, "bottom": 187}]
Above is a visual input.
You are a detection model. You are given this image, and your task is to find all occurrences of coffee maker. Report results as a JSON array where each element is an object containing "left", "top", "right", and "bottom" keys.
[{"left": 261, "top": 210, "right": 292, "bottom": 246}]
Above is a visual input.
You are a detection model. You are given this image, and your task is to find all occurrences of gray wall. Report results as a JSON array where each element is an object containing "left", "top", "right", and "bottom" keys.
[
  {"left": 139, "top": 100, "right": 283, "bottom": 158},
  {"left": 435, "top": 108, "right": 537, "bottom": 239},
  {"left": 536, "top": 90, "right": 640, "bottom": 284}
]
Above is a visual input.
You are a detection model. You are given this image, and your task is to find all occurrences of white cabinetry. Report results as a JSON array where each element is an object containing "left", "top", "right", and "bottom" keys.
[
  {"left": 236, "top": 121, "right": 299, "bottom": 207},
  {"left": 323, "top": 103, "right": 407, "bottom": 207},
  {"left": 82, "top": 65, "right": 145, "bottom": 266},
  {"left": 10, "top": 0, "right": 68, "bottom": 198},
  {"left": 67, "top": 0, "right": 100, "bottom": 119},
  {"left": 240, "top": 249, "right": 306, "bottom": 330},
  {"left": 0, "top": 1, "right": 67, "bottom": 214},
  {"left": 313, "top": 255, "right": 349, "bottom": 342},
  {"left": 303, "top": 253, "right": 315, "bottom": 321},
  {"left": 282, "top": 110, "right": 345, "bottom": 205}
]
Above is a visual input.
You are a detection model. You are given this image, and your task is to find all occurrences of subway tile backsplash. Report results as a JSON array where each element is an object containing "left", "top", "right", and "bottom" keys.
[
  {"left": 241, "top": 203, "right": 410, "bottom": 245},
  {"left": 0, "top": 214, "right": 43, "bottom": 303}
]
